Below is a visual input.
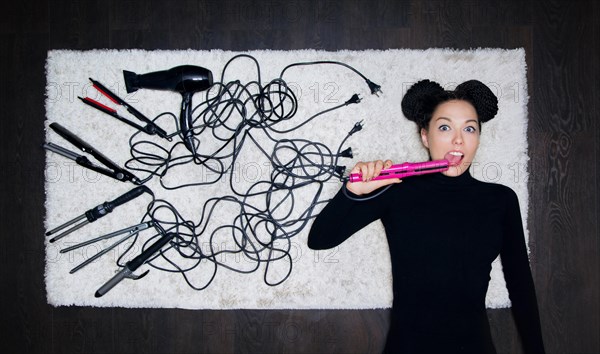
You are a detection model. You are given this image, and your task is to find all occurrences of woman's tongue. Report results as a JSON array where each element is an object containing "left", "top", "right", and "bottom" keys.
[{"left": 444, "top": 152, "right": 463, "bottom": 166}]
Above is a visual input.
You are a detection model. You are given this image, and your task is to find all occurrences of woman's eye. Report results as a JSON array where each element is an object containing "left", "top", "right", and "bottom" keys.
[
  {"left": 439, "top": 125, "right": 450, "bottom": 131},
  {"left": 465, "top": 126, "right": 477, "bottom": 133}
]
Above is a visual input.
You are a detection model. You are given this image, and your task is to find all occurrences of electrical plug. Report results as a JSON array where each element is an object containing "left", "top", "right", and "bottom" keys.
[
  {"left": 334, "top": 165, "right": 346, "bottom": 178},
  {"left": 349, "top": 120, "right": 364, "bottom": 136},
  {"left": 339, "top": 147, "right": 353, "bottom": 158},
  {"left": 366, "top": 79, "right": 382, "bottom": 96},
  {"left": 345, "top": 94, "right": 361, "bottom": 105}
]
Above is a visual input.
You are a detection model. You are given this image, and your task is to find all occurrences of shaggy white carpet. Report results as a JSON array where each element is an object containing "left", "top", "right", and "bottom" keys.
[{"left": 44, "top": 48, "right": 529, "bottom": 309}]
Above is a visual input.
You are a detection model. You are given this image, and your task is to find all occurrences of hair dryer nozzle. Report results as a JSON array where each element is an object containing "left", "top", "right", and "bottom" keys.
[
  {"left": 122, "top": 65, "right": 213, "bottom": 94},
  {"left": 123, "top": 70, "right": 140, "bottom": 93}
]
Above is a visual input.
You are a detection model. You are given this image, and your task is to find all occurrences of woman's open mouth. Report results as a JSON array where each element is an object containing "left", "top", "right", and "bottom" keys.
[{"left": 444, "top": 151, "right": 464, "bottom": 166}]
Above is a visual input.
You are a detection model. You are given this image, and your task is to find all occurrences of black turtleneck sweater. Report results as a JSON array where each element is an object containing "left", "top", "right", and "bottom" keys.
[{"left": 308, "top": 171, "right": 545, "bottom": 354}]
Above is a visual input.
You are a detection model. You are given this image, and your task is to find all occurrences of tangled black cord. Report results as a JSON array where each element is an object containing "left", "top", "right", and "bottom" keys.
[{"left": 119, "top": 54, "right": 378, "bottom": 290}]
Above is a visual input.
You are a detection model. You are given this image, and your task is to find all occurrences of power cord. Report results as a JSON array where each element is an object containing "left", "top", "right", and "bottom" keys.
[{"left": 112, "top": 54, "right": 379, "bottom": 290}]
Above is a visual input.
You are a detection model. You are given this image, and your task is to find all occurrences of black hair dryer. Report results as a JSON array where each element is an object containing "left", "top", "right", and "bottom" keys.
[{"left": 123, "top": 65, "right": 213, "bottom": 157}]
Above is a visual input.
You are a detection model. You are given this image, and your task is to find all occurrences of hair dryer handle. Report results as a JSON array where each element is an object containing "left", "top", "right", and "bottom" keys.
[{"left": 180, "top": 92, "right": 196, "bottom": 156}]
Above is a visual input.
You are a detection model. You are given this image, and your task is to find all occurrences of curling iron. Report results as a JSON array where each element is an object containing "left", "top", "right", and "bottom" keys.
[
  {"left": 45, "top": 185, "right": 153, "bottom": 242},
  {"left": 62, "top": 221, "right": 155, "bottom": 274},
  {"left": 95, "top": 232, "right": 176, "bottom": 298},
  {"left": 348, "top": 159, "right": 451, "bottom": 183}
]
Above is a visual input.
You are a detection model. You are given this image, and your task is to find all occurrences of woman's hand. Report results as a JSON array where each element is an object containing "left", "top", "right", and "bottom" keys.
[{"left": 345, "top": 160, "right": 402, "bottom": 195}]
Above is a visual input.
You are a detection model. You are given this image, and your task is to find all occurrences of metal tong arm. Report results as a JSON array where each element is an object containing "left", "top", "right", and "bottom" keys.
[
  {"left": 43, "top": 142, "right": 82, "bottom": 160},
  {"left": 61, "top": 221, "right": 154, "bottom": 253},
  {"left": 69, "top": 231, "right": 137, "bottom": 274}
]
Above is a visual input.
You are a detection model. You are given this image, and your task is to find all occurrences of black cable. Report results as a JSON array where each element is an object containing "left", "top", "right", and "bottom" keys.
[
  {"left": 279, "top": 60, "right": 382, "bottom": 96},
  {"left": 109, "top": 54, "right": 380, "bottom": 291},
  {"left": 341, "top": 182, "right": 394, "bottom": 202}
]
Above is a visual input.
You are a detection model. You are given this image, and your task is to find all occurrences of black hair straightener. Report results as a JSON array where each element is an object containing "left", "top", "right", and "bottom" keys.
[{"left": 44, "top": 122, "right": 141, "bottom": 184}]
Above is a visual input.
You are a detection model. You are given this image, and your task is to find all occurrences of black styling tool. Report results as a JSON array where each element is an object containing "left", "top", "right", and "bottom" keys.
[
  {"left": 61, "top": 221, "right": 155, "bottom": 274},
  {"left": 95, "top": 232, "right": 176, "bottom": 298},
  {"left": 45, "top": 185, "right": 153, "bottom": 243},
  {"left": 44, "top": 122, "right": 140, "bottom": 184},
  {"left": 122, "top": 65, "right": 213, "bottom": 157},
  {"left": 79, "top": 78, "right": 171, "bottom": 141}
]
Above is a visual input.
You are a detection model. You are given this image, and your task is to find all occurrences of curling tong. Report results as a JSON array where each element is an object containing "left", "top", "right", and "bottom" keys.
[
  {"left": 45, "top": 185, "right": 153, "bottom": 243},
  {"left": 95, "top": 232, "right": 176, "bottom": 298},
  {"left": 62, "top": 221, "right": 155, "bottom": 274},
  {"left": 348, "top": 159, "right": 451, "bottom": 183},
  {"left": 44, "top": 122, "right": 140, "bottom": 184},
  {"left": 79, "top": 78, "right": 171, "bottom": 141}
]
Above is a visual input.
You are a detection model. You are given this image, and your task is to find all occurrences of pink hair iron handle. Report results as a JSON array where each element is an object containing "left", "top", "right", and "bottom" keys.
[{"left": 348, "top": 159, "right": 450, "bottom": 183}]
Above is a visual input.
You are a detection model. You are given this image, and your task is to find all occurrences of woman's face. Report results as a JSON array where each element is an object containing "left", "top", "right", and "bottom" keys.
[{"left": 420, "top": 100, "right": 480, "bottom": 177}]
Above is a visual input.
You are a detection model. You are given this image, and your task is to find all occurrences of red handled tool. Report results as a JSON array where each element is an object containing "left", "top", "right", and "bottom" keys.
[{"left": 79, "top": 78, "right": 171, "bottom": 141}]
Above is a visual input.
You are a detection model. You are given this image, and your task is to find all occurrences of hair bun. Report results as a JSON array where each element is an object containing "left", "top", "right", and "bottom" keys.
[
  {"left": 401, "top": 80, "right": 445, "bottom": 126},
  {"left": 455, "top": 80, "right": 498, "bottom": 122}
]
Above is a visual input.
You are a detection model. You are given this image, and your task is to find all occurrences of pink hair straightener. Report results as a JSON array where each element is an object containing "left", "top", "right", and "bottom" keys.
[{"left": 348, "top": 159, "right": 452, "bottom": 183}]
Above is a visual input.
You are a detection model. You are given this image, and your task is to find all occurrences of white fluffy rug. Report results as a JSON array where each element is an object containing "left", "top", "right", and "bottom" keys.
[{"left": 44, "top": 48, "right": 529, "bottom": 309}]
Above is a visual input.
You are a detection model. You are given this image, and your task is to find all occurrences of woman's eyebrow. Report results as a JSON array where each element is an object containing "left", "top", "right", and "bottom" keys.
[{"left": 435, "top": 117, "right": 479, "bottom": 124}]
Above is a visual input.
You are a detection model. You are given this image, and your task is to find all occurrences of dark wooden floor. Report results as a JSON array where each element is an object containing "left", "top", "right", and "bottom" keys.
[{"left": 1, "top": 0, "right": 598, "bottom": 353}]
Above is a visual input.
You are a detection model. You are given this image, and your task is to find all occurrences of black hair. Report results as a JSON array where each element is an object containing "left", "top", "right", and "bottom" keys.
[{"left": 401, "top": 79, "right": 499, "bottom": 131}]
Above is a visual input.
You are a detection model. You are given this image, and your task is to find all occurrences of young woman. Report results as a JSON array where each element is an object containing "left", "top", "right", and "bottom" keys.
[{"left": 308, "top": 80, "right": 545, "bottom": 353}]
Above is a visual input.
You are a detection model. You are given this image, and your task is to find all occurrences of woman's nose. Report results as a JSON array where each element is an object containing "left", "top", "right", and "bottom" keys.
[{"left": 453, "top": 132, "right": 463, "bottom": 145}]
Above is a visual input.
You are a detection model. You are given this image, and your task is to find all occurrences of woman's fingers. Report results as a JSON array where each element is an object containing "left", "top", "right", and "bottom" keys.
[
  {"left": 351, "top": 160, "right": 391, "bottom": 181},
  {"left": 366, "top": 162, "right": 375, "bottom": 181},
  {"left": 374, "top": 160, "right": 385, "bottom": 177},
  {"left": 354, "top": 162, "right": 373, "bottom": 181},
  {"left": 347, "top": 160, "right": 401, "bottom": 193}
]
